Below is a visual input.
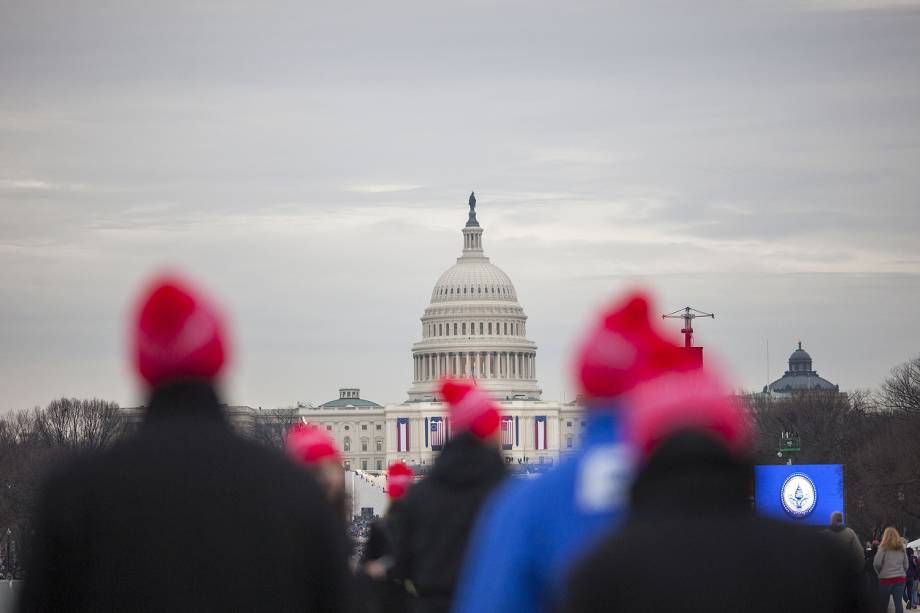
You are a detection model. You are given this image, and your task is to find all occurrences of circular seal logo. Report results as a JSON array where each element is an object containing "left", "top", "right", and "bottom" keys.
[{"left": 781, "top": 473, "right": 817, "bottom": 518}]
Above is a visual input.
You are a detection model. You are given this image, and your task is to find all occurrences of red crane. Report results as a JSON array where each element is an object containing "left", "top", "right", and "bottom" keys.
[{"left": 662, "top": 306, "right": 714, "bottom": 349}]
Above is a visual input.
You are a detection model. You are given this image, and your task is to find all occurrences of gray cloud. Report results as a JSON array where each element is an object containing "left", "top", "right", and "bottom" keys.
[{"left": 1, "top": 0, "right": 919, "bottom": 410}]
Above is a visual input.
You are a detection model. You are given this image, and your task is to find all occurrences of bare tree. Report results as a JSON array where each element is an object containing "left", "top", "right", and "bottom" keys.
[
  {"left": 750, "top": 390, "right": 866, "bottom": 466},
  {"left": 1, "top": 398, "right": 124, "bottom": 577},
  {"left": 31, "top": 397, "right": 126, "bottom": 451},
  {"left": 252, "top": 407, "right": 299, "bottom": 451},
  {"left": 879, "top": 355, "right": 920, "bottom": 414}
]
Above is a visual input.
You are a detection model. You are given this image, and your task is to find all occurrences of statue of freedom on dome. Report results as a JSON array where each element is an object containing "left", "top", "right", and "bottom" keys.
[{"left": 466, "top": 191, "right": 480, "bottom": 227}]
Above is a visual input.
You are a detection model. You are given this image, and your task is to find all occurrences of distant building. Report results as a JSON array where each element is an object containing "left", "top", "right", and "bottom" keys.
[
  {"left": 301, "top": 388, "right": 387, "bottom": 471},
  {"left": 763, "top": 342, "right": 839, "bottom": 397}
]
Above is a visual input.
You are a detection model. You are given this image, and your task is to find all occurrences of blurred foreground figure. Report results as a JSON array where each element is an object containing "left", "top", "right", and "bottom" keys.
[
  {"left": 454, "top": 292, "right": 689, "bottom": 613},
  {"left": 18, "top": 275, "right": 350, "bottom": 613},
  {"left": 286, "top": 422, "right": 348, "bottom": 523},
  {"left": 565, "top": 368, "right": 869, "bottom": 613},
  {"left": 396, "top": 378, "right": 506, "bottom": 613},
  {"left": 360, "top": 462, "right": 415, "bottom": 613}
]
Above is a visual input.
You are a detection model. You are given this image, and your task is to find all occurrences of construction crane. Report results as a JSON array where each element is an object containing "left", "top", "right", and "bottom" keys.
[{"left": 662, "top": 306, "right": 715, "bottom": 348}]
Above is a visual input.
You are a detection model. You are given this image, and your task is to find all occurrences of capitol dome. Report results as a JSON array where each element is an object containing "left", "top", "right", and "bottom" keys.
[
  {"left": 430, "top": 262, "right": 518, "bottom": 304},
  {"left": 407, "top": 193, "right": 542, "bottom": 401}
]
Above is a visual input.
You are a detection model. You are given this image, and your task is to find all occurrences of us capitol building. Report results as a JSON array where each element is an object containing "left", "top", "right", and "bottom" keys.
[{"left": 294, "top": 193, "right": 581, "bottom": 471}]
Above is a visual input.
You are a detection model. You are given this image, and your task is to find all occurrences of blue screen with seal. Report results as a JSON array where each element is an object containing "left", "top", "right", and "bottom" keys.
[{"left": 754, "top": 464, "right": 844, "bottom": 526}]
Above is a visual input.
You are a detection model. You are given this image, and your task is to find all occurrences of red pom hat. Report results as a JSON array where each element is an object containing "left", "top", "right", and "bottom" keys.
[
  {"left": 575, "top": 291, "right": 692, "bottom": 407},
  {"left": 439, "top": 378, "right": 501, "bottom": 439},
  {"left": 626, "top": 368, "right": 752, "bottom": 460},
  {"left": 285, "top": 422, "right": 341, "bottom": 465},
  {"left": 387, "top": 462, "right": 414, "bottom": 499},
  {"left": 133, "top": 275, "right": 228, "bottom": 387}
]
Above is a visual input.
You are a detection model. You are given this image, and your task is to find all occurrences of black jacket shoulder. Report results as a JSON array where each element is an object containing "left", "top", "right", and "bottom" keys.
[{"left": 18, "top": 382, "right": 351, "bottom": 613}]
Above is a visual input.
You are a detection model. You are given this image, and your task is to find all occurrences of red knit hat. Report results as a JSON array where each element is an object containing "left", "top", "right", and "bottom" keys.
[
  {"left": 285, "top": 423, "right": 341, "bottom": 465},
  {"left": 575, "top": 291, "right": 692, "bottom": 407},
  {"left": 440, "top": 378, "right": 501, "bottom": 439},
  {"left": 626, "top": 368, "right": 752, "bottom": 460},
  {"left": 133, "top": 274, "right": 228, "bottom": 388},
  {"left": 387, "top": 462, "right": 414, "bottom": 499}
]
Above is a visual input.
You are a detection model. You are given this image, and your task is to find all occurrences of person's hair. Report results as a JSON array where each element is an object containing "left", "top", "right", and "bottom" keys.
[
  {"left": 830, "top": 511, "right": 843, "bottom": 525},
  {"left": 880, "top": 527, "right": 905, "bottom": 551}
]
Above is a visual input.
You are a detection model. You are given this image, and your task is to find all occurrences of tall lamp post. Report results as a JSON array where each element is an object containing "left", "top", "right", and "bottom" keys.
[{"left": 777, "top": 431, "right": 801, "bottom": 465}]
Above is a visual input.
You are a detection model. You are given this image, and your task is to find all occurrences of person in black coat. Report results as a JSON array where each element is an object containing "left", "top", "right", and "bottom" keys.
[
  {"left": 17, "top": 275, "right": 351, "bottom": 613},
  {"left": 395, "top": 379, "right": 507, "bottom": 613},
  {"left": 360, "top": 463, "right": 415, "bottom": 613},
  {"left": 866, "top": 540, "right": 881, "bottom": 600},
  {"left": 565, "top": 368, "right": 870, "bottom": 613}
]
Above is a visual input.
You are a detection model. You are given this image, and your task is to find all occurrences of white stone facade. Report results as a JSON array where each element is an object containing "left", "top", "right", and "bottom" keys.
[{"left": 294, "top": 194, "right": 580, "bottom": 470}]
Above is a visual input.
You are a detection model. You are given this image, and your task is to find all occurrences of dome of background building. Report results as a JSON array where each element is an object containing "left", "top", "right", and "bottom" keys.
[
  {"left": 788, "top": 342, "right": 813, "bottom": 373},
  {"left": 318, "top": 388, "right": 382, "bottom": 409},
  {"left": 407, "top": 192, "right": 542, "bottom": 402},
  {"left": 763, "top": 342, "right": 839, "bottom": 395}
]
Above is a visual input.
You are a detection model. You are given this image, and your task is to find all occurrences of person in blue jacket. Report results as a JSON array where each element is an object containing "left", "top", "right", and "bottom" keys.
[{"left": 452, "top": 291, "right": 694, "bottom": 613}]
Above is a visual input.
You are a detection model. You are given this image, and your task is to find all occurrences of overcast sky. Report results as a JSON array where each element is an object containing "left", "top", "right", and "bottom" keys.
[{"left": 1, "top": 0, "right": 919, "bottom": 411}]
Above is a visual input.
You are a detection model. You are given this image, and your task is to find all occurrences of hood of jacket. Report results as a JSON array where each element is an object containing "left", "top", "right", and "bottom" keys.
[
  {"left": 630, "top": 430, "right": 753, "bottom": 519},
  {"left": 142, "top": 379, "right": 226, "bottom": 427},
  {"left": 430, "top": 432, "right": 506, "bottom": 488}
]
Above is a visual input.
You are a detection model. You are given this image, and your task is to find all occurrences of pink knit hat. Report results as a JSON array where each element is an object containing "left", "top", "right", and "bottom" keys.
[
  {"left": 626, "top": 368, "right": 752, "bottom": 460},
  {"left": 575, "top": 291, "right": 694, "bottom": 406},
  {"left": 285, "top": 423, "right": 341, "bottom": 465},
  {"left": 440, "top": 378, "right": 501, "bottom": 439},
  {"left": 132, "top": 274, "right": 228, "bottom": 387},
  {"left": 387, "top": 462, "right": 414, "bottom": 499}
]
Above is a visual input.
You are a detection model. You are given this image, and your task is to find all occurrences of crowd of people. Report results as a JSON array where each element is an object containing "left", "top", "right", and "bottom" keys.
[{"left": 10, "top": 273, "right": 901, "bottom": 612}]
